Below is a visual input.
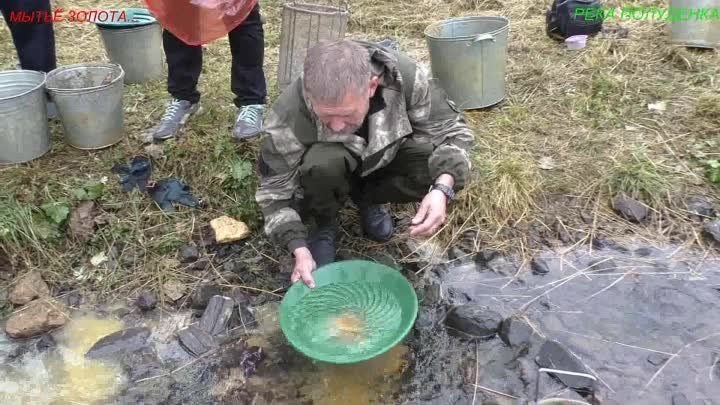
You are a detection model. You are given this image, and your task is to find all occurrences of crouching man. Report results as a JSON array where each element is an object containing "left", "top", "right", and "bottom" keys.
[{"left": 255, "top": 39, "right": 475, "bottom": 288}]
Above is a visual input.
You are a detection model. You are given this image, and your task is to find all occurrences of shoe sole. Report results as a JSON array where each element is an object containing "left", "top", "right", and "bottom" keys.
[{"left": 153, "top": 105, "right": 203, "bottom": 141}]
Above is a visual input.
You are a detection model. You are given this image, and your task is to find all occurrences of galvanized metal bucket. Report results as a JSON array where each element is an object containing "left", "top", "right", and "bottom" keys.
[
  {"left": 97, "top": 22, "right": 164, "bottom": 84},
  {"left": 424, "top": 16, "right": 509, "bottom": 110},
  {"left": 45, "top": 63, "right": 125, "bottom": 150},
  {"left": 669, "top": 0, "right": 720, "bottom": 48},
  {"left": 277, "top": 1, "right": 349, "bottom": 93},
  {"left": 0, "top": 70, "right": 51, "bottom": 164}
]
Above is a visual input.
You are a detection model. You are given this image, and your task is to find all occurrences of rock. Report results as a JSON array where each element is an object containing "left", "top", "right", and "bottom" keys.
[
  {"left": 673, "top": 393, "right": 691, "bottom": 405},
  {"left": 36, "top": 333, "right": 57, "bottom": 352},
  {"left": 68, "top": 201, "right": 100, "bottom": 242},
  {"left": 423, "top": 283, "right": 443, "bottom": 305},
  {"left": 62, "top": 292, "right": 82, "bottom": 308},
  {"left": 231, "top": 288, "right": 251, "bottom": 306},
  {"left": 191, "top": 283, "right": 223, "bottom": 310},
  {"left": 136, "top": 291, "right": 157, "bottom": 311},
  {"left": 177, "top": 324, "right": 218, "bottom": 356},
  {"left": 580, "top": 211, "right": 594, "bottom": 225},
  {"left": 647, "top": 352, "right": 669, "bottom": 366},
  {"left": 634, "top": 246, "right": 661, "bottom": 257},
  {"left": 163, "top": 279, "right": 187, "bottom": 302},
  {"left": 499, "top": 318, "right": 533, "bottom": 348},
  {"left": 531, "top": 252, "right": 559, "bottom": 275},
  {"left": 703, "top": 221, "right": 720, "bottom": 244},
  {"left": 241, "top": 346, "right": 265, "bottom": 376},
  {"left": 613, "top": 194, "right": 648, "bottom": 222},
  {"left": 199, "top": 295, "right": 235, "bottom": 336},
  {"left": 444, "top": 305, "right": 502, "bottom": 339},
  {"left": 5, "top": 300, "right": 67, "bottom": 338},
  {"left": 535, "top": 340, "right": 593, "bottom": 391},
  {"left": 475, "top": 249, "right": 500, "bottom": 266},
  {"left": 179, "top": 244, "right": 200, "bottom": 263},
  {"left": 86, "top": 327, "right": 151, "bottom": 359},
  {"left": 210, "top": 216, "right": 251, "bottom": 244},
  {"left": 192, "top": 256, "right": 211, "bottom": 271},
  {"left": 9, "top": 271, "right": 51, "bottom": 305},
  {"left": 687, "top": 196, "right": 715, "bottom": 218}
]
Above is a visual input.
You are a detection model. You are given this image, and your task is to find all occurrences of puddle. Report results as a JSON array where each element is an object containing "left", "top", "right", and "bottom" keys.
[{"left": 0, "top": 315, "right": 125, "bottom": 405}]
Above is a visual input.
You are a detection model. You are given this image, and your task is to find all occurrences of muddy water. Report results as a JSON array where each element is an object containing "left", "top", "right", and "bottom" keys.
[
  {"left": 434, "top": 238, "right": 720, "bottom": 404},
  {"left": 2, "top": 237, "right": 719, "bottom": 405},
  {"left": 0, "top": 316, "right": 125, "bottom": 405}
]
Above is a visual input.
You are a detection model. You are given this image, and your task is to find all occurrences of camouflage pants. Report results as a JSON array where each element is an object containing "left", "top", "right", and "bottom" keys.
[{"left": 298, "top": 137, "right": 434, "bottom": 223}]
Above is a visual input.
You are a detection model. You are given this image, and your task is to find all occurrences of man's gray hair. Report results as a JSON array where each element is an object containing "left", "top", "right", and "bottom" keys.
[{"left": 303, "top": 39, "right": 372, "bottom": 105}]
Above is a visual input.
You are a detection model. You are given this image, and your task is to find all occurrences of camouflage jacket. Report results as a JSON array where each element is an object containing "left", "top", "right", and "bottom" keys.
[{"left": 255, "top": 40, "right": 475, "bottom": 253}]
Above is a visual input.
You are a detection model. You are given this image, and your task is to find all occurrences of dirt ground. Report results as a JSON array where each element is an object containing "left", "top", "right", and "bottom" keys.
[{"left": 1, "top": 0, "right": 719, "bottom": 307}]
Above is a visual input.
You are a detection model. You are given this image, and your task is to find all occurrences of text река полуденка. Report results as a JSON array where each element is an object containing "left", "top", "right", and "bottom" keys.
[
  {"left": 575, "top": 6, "right": 720, "bottom": 22},
  {"left": 6, "top": 8, "right": 128, "bottom": 23}
]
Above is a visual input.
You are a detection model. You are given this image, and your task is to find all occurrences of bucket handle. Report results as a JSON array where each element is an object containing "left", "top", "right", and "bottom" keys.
[
  {"left": 533, "top": 367, "right": 597, "bottom": 405},
  {"left": 467, "top": 33, "right": 495, "bottom": 46}
]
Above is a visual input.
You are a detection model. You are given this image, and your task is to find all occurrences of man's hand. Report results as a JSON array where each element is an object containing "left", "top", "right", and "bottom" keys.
[
  {"left": 410, "top": 174, "right": 454, "bottom": 238},
  {"left": 291, "top": 247, "right": 316, "bottom": 288},
  {"left": 409, "top": 190, "right": 448, "bottom": 237}
]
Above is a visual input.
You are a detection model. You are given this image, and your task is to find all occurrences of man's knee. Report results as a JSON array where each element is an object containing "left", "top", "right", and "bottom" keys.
[
  {"left": 299, "top": 143, "right": 357, "bottom": 185},
  {"left": 398, "top": 138, "right": 433, "bottom": 186}
]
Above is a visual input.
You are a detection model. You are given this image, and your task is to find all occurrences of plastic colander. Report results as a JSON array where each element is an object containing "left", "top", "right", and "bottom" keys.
[{"left": 279, "top": 260, "right": 418, "bottom": 364}]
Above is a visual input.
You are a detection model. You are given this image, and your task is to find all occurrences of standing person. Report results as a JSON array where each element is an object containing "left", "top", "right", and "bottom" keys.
[
  {"left": 149, "top": 3, "right": 267, "bottom": 142},
  {"left": 0, "top": 0, "right": 58, "bottom": 117}
]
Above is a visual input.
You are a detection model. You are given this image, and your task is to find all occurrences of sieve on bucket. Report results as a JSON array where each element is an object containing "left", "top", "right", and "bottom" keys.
[
  {"left": 534, "top": 368, "right": 597, "bottom": 405},
  {"left": 276, "top": 1, "right": 350, "bottom": 93}
]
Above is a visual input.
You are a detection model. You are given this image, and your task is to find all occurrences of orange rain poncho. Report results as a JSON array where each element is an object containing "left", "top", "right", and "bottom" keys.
[{"left": 144, "top": 0, "right": 259, "bottom": 46}]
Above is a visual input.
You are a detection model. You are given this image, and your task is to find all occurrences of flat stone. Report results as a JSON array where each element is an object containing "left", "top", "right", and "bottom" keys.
[
  {"left": 531, "top": 251, "right": 560, "bottom": 275},
  {"left": 9, "top": 271, "right": 51, "bottom": 305},
  {"left": 191, "top": 283, "right": 222, "bottom": 310},
  {"left": 5, "top": 300, "right": 67, "bottom": 339},
  {"left": 136, "top": 291, "right": 157, "bottom": 311},
  {"left": 199, "top": 295, "right": 235, "bottom": 336},
  {"left": 499, "top": 317, "right": 533, "bottom": 348},
  {"left": 177, "top": 324, "right": 218, "bottom": 356},
  {"left": 703, "top": 221, "right": 720, "bottom": 244},
  {"left": 535, "top": 340, "right": 593, "bottom": 392},
  {"left": 444, "top": 305, "right": 502, "bottom": 339},
  {"left": 210, "top": 216, "right": 251, "bottom": 244},
  {"left": 474, "top": 249, "right": 500, "bottom": 266},
  {"left": 179, "top": 244, "right": 200, "bottom": 263},
  {"left": 686, "top": 195, "right": 715, "bottom": 218},
  {"left": 613, "top": 194, "right": 648, "bottom": 222},
  {"left": 231, "top": 288, "right": 251, "bottom": 306},
  {"left": 86, "top": 327, "right": 151, "bottom": 359}
]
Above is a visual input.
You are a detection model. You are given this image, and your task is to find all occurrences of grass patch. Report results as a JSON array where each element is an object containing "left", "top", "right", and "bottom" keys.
[{"left": 603, "top": 148, "right": 673, "bottom": 207}]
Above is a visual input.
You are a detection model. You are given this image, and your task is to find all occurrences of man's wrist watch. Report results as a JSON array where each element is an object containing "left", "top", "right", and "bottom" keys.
[{"left": 430, "top": 183, "right": 455, "bottom": 202}]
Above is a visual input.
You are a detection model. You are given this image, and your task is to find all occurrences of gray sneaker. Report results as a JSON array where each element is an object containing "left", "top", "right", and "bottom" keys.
[
  {"left": 232, "top": 104, "right": 265, "bottom": 141},
  {"left": 151, "top": 99, "right": 200, "bottom": 141}
]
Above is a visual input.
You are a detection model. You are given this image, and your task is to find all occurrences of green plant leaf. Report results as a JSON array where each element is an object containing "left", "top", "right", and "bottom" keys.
[
  {"left": 74, "top": 182, "right": 105, "bottom": 201},
  {"left": 41, "top": 202, "right": 71, "bottom": 225},
  {"left": 32, "top": 213, "right": 60, "bottom": 240},
  {"left": 708, "top": 160, "right": 720, "bottom": 169},
  {"left": 231, "top": 160, "right": 253, "bottom": 183}
]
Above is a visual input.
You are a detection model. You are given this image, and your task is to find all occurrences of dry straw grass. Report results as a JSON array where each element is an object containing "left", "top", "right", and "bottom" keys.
[{"left": 1, "top": 0, "right": 719, "bottom": 298}]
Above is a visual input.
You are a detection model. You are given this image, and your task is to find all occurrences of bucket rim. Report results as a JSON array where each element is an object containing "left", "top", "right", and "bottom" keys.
[
  {"left": 45, "top": 63, "right": 125, "bottom": 93},
  {"left": 96, "top": 20, "right": 159, "bottom": 32},
  {"left": 0, "top": 70, "right": 47, "bottom": 103},
  {"left": 423, "top": 15, "right": 510, "bottom": 40}
]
